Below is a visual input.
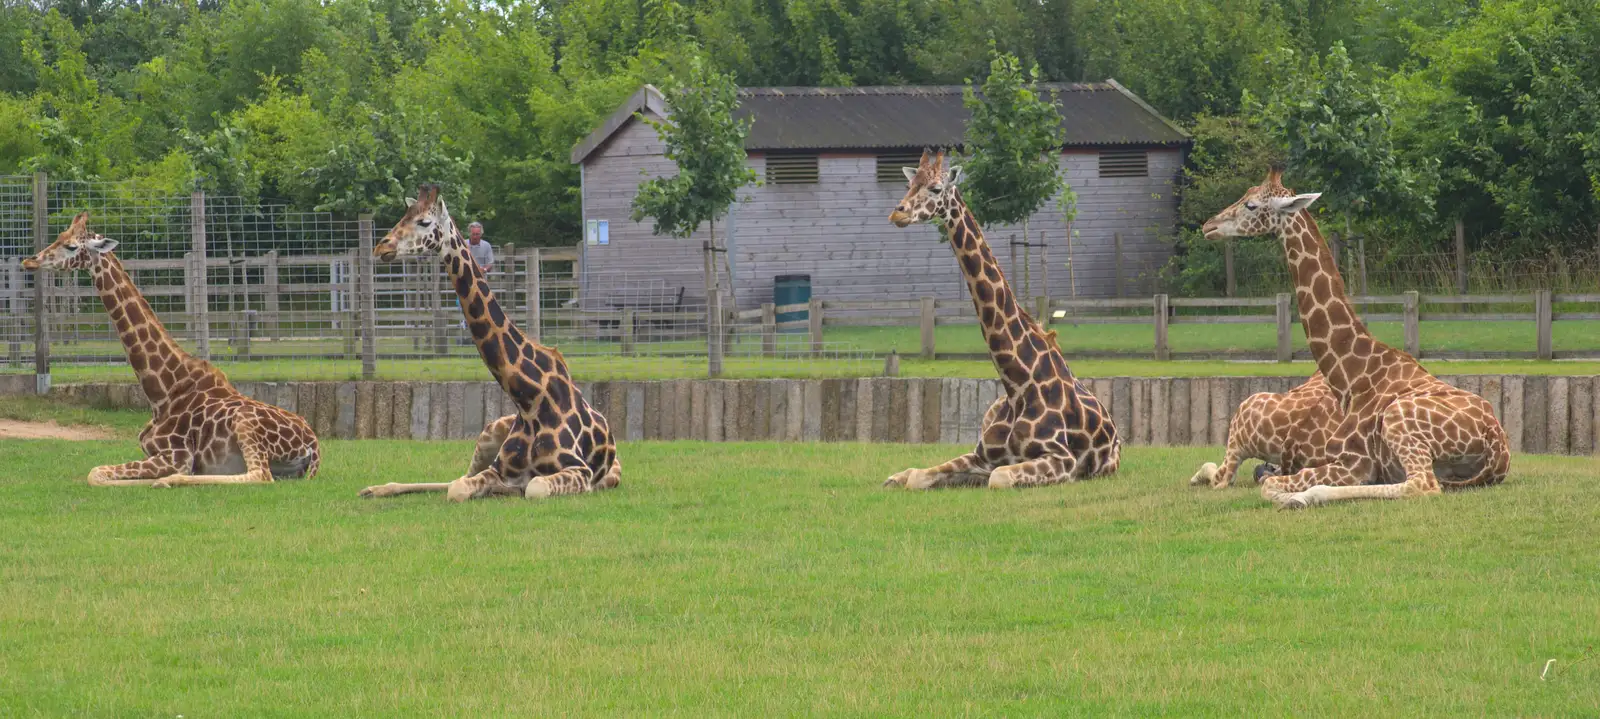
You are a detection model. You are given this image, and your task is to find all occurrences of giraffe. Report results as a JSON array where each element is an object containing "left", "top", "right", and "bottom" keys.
[
  {"left": 1201, "top": 168, "right": 1509, "bottom": 508},
  {"left": 883, "top": 149, "right": 1120, "bottom": 490},
  {"left": 22, "top": 213, "right": 320, "bottom": 488},
  {"left": 358, "top": 185, "right": 621, "bottom": 502},
  {"left": 1188, "top": 371, "right": 1340, "bottom": 489}
]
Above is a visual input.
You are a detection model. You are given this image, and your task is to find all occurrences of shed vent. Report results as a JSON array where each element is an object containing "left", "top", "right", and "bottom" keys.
[
  {"left": 876, "top": 152, "right": 923, "bottom": 183},
  {"left": 1098, "top": 149, "right": 1148, "bottom": 178},
  {"left": 766, "top": 154, "right": 820, "bottom": 185}
]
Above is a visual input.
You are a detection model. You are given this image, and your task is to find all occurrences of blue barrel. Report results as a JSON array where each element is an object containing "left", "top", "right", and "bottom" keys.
[{"left": 773, "top": 274, "right": 811, "bottom": 332}]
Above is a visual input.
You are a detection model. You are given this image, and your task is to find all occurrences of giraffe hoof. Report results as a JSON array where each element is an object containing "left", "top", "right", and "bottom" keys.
[
  {"left": 151, "top": 480, "right": 172, "bottom": 489},
  {"left": 359, "top": 484, "right": 392, "bottom": 499},
  {"left": 1188, "top": 462, "right": 1218, "bottom": 487},
  {"left": 987, "top": 467, "right": 1018, "bottom": 489},
  {"left": 524, "top": 478, "right": 553, "bottom": 500}
]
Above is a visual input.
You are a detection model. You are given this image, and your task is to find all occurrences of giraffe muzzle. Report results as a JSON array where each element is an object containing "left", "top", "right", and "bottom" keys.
[
  {"left": 373, "top": 240, "right": 399, "bottom": 263},
  {"left": 889, "top": 210, "right": 912, "bottom": 228},
  {"left": 21, "top": 258, "right": 40, "bottom": 270}
]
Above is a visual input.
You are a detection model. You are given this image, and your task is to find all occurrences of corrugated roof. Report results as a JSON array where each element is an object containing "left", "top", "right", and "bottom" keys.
[{"left": 572, "top": 80, "right": 1188, "bottom": 164}]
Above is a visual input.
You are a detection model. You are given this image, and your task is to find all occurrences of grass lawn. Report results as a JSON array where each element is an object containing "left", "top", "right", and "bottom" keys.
[{"left": 1, "top": 428, "right": 1597, "bottom": 715}]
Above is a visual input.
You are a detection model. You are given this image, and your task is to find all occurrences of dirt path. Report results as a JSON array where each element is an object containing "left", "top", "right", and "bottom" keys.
[{"left": 0, "top": 419, "right": 115, "bottom": 441}]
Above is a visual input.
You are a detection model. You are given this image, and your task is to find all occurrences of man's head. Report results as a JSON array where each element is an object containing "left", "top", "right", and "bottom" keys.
[
  {"left": 468, "top": 222, "right": 483, "bottom": 244},
  {"left": 22, "top": 212, "right": 119, "bottom": 272}
]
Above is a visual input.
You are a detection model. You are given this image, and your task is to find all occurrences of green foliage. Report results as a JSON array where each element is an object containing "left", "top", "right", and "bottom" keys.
[
  {"left": 629, "top": 54, "right": 758, "bottom": 242},
  {"left": 1164, "top": 113, "right": 1287, "bottom": 296},
  {"left": 1251, "top": 42, "right": 1436, "bottom": 230},
  {"left": 958, "top": 42, "right": 1066, "bottom": 228}
]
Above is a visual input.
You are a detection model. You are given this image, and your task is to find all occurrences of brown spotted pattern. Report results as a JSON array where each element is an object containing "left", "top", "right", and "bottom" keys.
[
  {"left": 1200, "top": 169, "right": 1510, "bottom": 508},
  {"left": 22, "top": 213, "right": 320, "bottom": 488},
  {"left": 1189, "top": 372, "right": 1340, "bottom": 489},
  {"left": 358, "top": 185, "right": 621, "bottom": 502},
  {"left": 882, "top": 150, "right": 1120, "bottom": 490}
]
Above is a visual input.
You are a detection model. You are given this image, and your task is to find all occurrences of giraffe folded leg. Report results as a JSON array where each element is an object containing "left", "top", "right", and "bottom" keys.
[
  {"left": 987, "top": 453, "right": 1079, "bottom": 489},
  {"left": 884, "top": 452, "right": 993, "bottom": 490},
  {"left": 151, "top": 415, "right": 279, "bottom": 489},
  {"left": 466, "top": 415, "right": 516, "bottom": 477},
  {"left": 87, "top": 452, "right": 191, "bottom": 487},
  {"left": 360, "top": 482, "right": 456, "bottom": 498},
  {"left": 1263, "top": 454, "right": 1382, "bottom": 509},
  {"left": 596, "top": 456, "right": 621, "bottom": 490}
]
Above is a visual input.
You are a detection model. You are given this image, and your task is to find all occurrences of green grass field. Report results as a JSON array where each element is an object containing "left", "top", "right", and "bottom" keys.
[{"left": 2, "top": 408, "right": 1598, "bottom": 715}]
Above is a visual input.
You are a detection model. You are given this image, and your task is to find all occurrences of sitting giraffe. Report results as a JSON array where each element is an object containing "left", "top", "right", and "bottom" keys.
[
  {"left": 884, "top": 150, "right": 1120, "bottom": 490},
  {"left": 359, "top": 185, "right": 620, "bottom": 501},
  {"left": 1202, "top": 169, "right": 1509, "bottom": 508},
  {"left": 22, "top": 213, "right": 320, "bottom": 487},
  {"left": 1189, "top": 372, "right": 1340, "bottom": 489}
]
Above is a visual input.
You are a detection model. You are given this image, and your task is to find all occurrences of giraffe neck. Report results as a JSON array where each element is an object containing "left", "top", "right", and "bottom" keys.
[
  {"left": 439, "top": 225, "right": 563, "bottom": 411},
  {"left": 91, "top": 254, "right": 191, "bottom": 412},
  {"left": 942, "top": 196, "right": 1061, "bottom": 392},
  {"left": 1279, "top": 211, "right": 1401, "bottom": 399}
]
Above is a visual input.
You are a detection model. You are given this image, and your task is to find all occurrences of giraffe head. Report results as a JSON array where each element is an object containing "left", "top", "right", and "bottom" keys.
[
  {"left": 1201, "top": 168, "right": 1321, "bottom": 240},
  {"left": 889, "top": 148, "right": 964, "bottom": 228},
  {"left": 21, "top": 212, "right": 119, "bottom": 272},
  {"left": 375, "top": 184, "right": 456, "bottom": 263}
]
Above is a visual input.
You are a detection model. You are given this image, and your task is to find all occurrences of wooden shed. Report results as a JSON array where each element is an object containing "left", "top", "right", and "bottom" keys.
[{"left": 570, "top": 82, "right": 1190, "bottom": 312}]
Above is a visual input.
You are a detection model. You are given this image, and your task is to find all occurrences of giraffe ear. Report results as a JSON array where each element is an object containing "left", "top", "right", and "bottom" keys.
[
  {"left": 1269, "top": 193, "right": 1321, "bottom": 213},
  {"left": 85, "top": 237, "right": 118, "bottom": 254},
  {"left": 404, "top": 197, "right": 417, "bottom": 208},
  {"left": 902, "top": 166, "right": 917, "bottom": 183},
  {"left": 945, "top": 165, "right": 964, "bottom": 186}
]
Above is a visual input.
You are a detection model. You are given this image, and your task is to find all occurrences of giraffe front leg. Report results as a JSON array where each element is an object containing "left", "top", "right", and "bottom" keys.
[
  {"left": 1263, "top": 455, "right": 1382, "bottom": 509},
  {"left": 884, "top": 452, "right": 993, "bottom": 490},
  {"left": 87, "top": 452, "right": 192, "bottom": 487},
  {"left": 1190, "top": 446, "right": 1245, "bottom": 489},
  {"left": 151, "top": 415, "right": 276, "bottom": 488},
  {"left": 988, "top": 453, "right": 1078, "bottom": 489},
  {"left": 522, "top": 464, "right": 598, "bottom": 499}
]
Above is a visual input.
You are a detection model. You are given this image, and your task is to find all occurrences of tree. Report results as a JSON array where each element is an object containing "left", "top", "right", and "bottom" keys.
[
  {"left": 1252, "top": 42, "right": 1435, "bottom": 246},
  {"left": 958, "top": 42, "right": 1067, "bottom": 248},
  {"left": 629, "top": 53, "right": 759, "bottom": 294}
]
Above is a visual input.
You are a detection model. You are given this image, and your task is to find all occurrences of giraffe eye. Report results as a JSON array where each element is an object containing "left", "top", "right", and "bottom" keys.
[
  {"left": 930, "top": 183, "right": 944, "bottom": 194},
  {"left": 65, "top": 243, "right": 78, "bottom": 251},
  {"left": 1245, "top": 201, "right": 1259, "bottom": 211},
  {"left": 418, "top": 218, "right": 433, "bottom": 227}
]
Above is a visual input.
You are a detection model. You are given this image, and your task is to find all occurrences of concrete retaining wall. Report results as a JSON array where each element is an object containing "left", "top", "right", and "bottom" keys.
[{"left": 41, "top": 375, "right": 1600, "bottom": 456}]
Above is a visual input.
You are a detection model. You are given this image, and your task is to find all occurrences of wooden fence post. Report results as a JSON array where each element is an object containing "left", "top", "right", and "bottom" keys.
[
  {"left": 808, "top": 297, "right": 823, "bottom": 357},
  {"left": 761, "top": 302, "right": 776, "bottom": 357},
  {"left": 1153, "top": 293, "right": 1170, "bottom": 361},
  {"left": 1275, "top": 292, "right": 1293, "bottom": 363},
  {"left": 238, "top": 309, "right": 253, "bottom": 361},
  {"left": 31, "top": 172, "right": 48, "bottom": 394},
  {"left": 190, "top": 190, "right": 210, "bottom": 360},
  {"left": 1356, "top": 234, "right": 1368, "bottom": 296},
  {"left": 1040, "top": 233, "right": 1049, "bottom": 301},
  {"left": 919, "top": 297, "right": 935, "bottom": 359},
  {"left": 1403, "top": 291, "right": 1421, "bottom": 358},
  {"left": 263, "top": 250, "right": 280, "bottom": 342},
  {"left": 5, "top": 259, "right": 19, "bottom": 367},
  {"left": 1224, "top": 240, "right": 1236, "bottom": 297},
  {"left": 431, "top": 266, "right": 448, "bottom": 356},
  {"left": 526, "top": 247, "right": 542, "bottom": 343},
  {"left": 622, "top": 308, "right": 636, "bottom": 357},
  {"left": 1114, "top": 232, "right": 1125, "bottom": 299},
  {"left": 343, "top": 248, "right": 359, "bottom": 359},
  {"left": 1455, "top": 219, "right": 1468, "bottom": 294},
  {"left": 1535, "top": 289, "right": 1553, "bottom": 360},
  {"left": 358, "top": 214, "right": 377, "bottom": 379}
]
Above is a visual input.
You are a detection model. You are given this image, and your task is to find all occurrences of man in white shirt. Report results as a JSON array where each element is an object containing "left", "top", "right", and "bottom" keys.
[{"left": 458, "top": 221, "right": 495, "bottom": 339}]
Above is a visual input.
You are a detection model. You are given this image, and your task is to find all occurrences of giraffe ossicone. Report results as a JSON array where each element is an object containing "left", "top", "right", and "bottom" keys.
[
  {"left": 1201, "top": 169, "right": 1509, "bottom": 508},
  {"left": 883, "top": 149, "right": 1121, "bottom": 490},
  {"left": 359, "top": 184, "right": 621, "bottom": 502},
  {"left": 23, "top": 212, "right": 320, "bottom": 489}
]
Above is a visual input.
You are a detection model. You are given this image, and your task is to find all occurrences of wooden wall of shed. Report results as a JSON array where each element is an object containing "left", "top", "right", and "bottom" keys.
[{"left": 577, "top": 124, "right": 1182, "bottom": 309}]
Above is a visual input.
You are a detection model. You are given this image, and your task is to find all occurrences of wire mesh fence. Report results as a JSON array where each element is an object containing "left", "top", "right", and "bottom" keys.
[{"left": 0, "top": 175, "right": 885, "bottom": 383}]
